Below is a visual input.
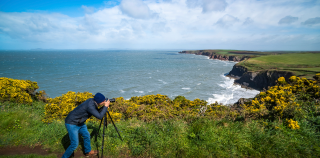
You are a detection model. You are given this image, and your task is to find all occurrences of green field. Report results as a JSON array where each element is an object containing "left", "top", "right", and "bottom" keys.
[
  {"left": 238, "top": 53, "right": 320, "bottom": 78},
  {"left": 182, "top": 49, "right": 274, "bottom": 56},
  {"left": 181, "top": 50, "right": 320, "bottom": 79},
  {"left": 1, "top": 101, "right": 320, "bottom": 158}
]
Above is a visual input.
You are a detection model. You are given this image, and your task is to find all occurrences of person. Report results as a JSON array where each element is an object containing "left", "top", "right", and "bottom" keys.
[{"left": 62, "top": 93, "right": 110, "bottom": 158}]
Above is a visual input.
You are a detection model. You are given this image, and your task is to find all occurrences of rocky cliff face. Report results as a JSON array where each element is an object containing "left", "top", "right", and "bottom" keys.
[
  {"left": 179, "top": 51, "right": 248, "bottom": 62},
  {"left": 227, "top": 65, "right": 247, "bottom": 78},
  {"left": 228, "top": 65, "right": 294, "bottom": 91}
]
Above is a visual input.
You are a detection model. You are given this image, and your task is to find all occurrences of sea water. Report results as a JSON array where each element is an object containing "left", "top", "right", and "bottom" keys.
[{"left": 0, "top": 50, "right": 259, "bottom": 105}]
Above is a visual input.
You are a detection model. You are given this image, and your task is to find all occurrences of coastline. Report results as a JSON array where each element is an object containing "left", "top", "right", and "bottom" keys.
[
  {"left": 179, "top": 51, "right": 261, "bottom": 105},
  {"left": 179, "top": 51, "right": 296, "bottom": 92}
]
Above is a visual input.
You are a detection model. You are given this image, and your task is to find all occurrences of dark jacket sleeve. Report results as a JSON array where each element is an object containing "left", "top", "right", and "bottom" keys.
[{"left": 87, "top": 105, "right": 108, "bottom": 120}]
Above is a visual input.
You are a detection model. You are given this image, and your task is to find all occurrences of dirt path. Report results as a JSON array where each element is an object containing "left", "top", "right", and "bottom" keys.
[{"left": 0, "top": 146, "right": 100, "bottom": 158}]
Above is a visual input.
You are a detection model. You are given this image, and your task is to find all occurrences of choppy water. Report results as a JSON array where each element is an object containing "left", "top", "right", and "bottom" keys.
[{"left": 0, "top": 50, "right": 259, "bottom": 104}]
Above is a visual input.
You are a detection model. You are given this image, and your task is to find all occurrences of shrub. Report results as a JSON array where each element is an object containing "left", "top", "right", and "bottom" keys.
[
  {"left": 42, "top": 91, "right": 123, "bottom": 123},
  {"left": 110, "top": 94, "right": 208, "bottom": 122},
  {"left": 42, "top": 91, "right": 93, "bottom": 123},
  {"left": 314, "top": 73, "right": 320, "bottom": 81},
  {"left": 0, "top": 77, "right": 45, "bottom": 104},
  {"left": 242, "top": 75, "right": 320, "bottom": 120}
]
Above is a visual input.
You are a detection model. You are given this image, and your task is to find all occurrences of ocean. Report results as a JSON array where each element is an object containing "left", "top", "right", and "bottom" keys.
[{"left": 0, "top": 50, "right": 259, "bottom": 105}]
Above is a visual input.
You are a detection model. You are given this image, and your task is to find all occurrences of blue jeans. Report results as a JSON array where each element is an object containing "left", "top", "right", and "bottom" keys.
[{"left": 62, "top": 123, "right": 91, "bottom": 158}]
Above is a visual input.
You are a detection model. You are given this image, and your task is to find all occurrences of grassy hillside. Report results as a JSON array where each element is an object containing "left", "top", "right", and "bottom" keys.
[
  {"left": 1, "top": 76, "right": 320, "bottom": 157},
  {"left": 1, "top": 101, "right": 320, "bottom": 158},
  {"left": 238, "top": 53, "right": 320, "bottom": 79}
]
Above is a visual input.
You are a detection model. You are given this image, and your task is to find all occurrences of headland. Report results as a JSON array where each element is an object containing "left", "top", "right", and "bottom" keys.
[{"left": 179, "top": 50, "right": 320, "bottom": 91}]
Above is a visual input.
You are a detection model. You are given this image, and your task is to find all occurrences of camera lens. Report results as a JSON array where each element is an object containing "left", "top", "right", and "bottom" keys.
[{"left": 109, "top": 98, "right": 116, "bottom": 102}]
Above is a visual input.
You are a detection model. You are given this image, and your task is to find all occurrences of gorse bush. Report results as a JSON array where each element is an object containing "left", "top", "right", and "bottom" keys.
[
  {"left": 242, "top": 76, "right": 320, "bottom": 122},
  {"left": 42, "top": 91, "right": 122, "bottom": 123},
  {"left": 0, "top": 77, "right": 45, "bottom": 104},
  {"left": 40, "top": 74, "right": 320, "bottom": 126},
  {"left": 110, "top": 95, "right": 207, "bottom": 122},
  {"left": 43, "top": 91, "right": 93, "bottom": 123},
  {"left": 4, "top": 76, "right": 320, "bottom": 126}
]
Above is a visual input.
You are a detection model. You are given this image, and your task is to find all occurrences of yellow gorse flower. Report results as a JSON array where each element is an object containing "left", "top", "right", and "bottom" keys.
[
  {"left": 0, "top": 77, "right": 39, "bottom": 104},
  {"left": 243, "top": 75, "right": 320, "bottom": 119},
  {"left": 287, "top": 119, "right": 300, "bottom": 130}
]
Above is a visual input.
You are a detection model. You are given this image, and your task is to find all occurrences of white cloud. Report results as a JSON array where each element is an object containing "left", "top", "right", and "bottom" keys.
[
  {"left": 201, "top": 0, "right": 228, "bottom": 13},
  {"left": 0, "top": 0, "right": 320, "bottom": 50},
  {"left": 119, "top": 0, "right": 154, "bottom": 19},
  {"left": 151, "top": 22, "right": 171, "bottom": 33}
]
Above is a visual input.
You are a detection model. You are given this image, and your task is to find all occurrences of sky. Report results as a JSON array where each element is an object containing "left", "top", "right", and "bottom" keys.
[{"left": 0, "top": 0, "right": 320, "bottom": 50}]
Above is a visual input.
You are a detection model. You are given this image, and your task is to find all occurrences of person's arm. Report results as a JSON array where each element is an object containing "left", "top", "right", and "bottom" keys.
[{"left": 87, "top": 100, "right": 110, "bottom": 120}]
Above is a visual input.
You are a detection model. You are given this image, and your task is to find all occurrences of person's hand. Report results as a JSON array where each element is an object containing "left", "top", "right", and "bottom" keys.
[{"left": 104, "top": 99, "right": 110, "bottom": 108}]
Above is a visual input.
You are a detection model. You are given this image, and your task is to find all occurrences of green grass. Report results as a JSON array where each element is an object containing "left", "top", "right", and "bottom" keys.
[
  {"left": 216, "top": 51, "right": 229, "bottom": 55},
  {"left": 238, "top": 53, "right": 320, "bottom": 78},
  {"left": 1, "top": 101, "right": 320, "bottom": 157},
  {"left": 0, "top": 102, "right": 67, "bottom": 152},
  {"left": 0, "top": 154, "right": 57, "bottom": 158},
  {"left": 249, "top": 53, "right": 320, "bottom": 65}
]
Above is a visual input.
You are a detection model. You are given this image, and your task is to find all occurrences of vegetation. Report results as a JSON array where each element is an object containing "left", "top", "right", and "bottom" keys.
[
  {"left": 238, "top": 53, "right": 320, "bottom": 79},
  {"left": 0, "top": 77, "right": 46, "bottom": 104},
  {"left": 181, "top": 50, "right": 320, "bottom": 79},
  {"left": 1, "top": 76, "right": 320, "bottom": 157},
  {"left": 0, "top": 154, "right": 56, "bottom": 158}
]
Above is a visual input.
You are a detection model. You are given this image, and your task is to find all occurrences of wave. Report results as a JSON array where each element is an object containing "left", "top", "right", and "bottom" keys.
[
  {"left": 134, "top": 90, "right": 144, "bottom": 94},
  {"left": 207, "top": 74, "right": 259, "bottom": 105}
]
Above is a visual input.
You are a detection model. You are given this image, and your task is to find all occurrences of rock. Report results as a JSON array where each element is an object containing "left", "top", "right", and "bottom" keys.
[
  {"left": 228, "top": 64, "right": 294, "bottom": 91},
  {"left": 227, "top": 65, "right": 247, "bottom": 78}
]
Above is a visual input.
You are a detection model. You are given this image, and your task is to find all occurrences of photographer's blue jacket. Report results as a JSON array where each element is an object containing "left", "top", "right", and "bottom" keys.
[{"left": 65, "top": 98, "right": 108, "bottom": 125}]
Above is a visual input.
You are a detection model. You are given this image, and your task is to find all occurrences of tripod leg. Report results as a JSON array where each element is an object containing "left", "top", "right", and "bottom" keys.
[
  {"left": 106, "top": 111, "right": 123, "bottom": 141},
  {"left": 97, "top": 118, "right": 103, "bottom": 135},
  {"left": 101, "top": 114, "right": 107, "bottom": 158},
  {"left": 95, "top": 118, "right": 103, "bottom": 158}
]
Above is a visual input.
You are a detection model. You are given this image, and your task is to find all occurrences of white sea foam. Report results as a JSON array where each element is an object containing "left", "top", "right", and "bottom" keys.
[
  {"left": 207, "top": 74, "right": 260, "bottom": 105},
  {"left": 182, "top": 88, "right": 191, "bottom": 90},
  {"left": 218, "top": 76, "right": 234, "bottom": 89},
  {"left": 197, "top": 83, "right": 201, "bottom": 85},
  {"left": 134, "top": 90, "right": 144, "bottom": 94},
  {"left": 158, "top": 79, "right": 167, "bottom": 84},
  {"left": 120, "top": 90, "right": 125, "bottom": 93}
]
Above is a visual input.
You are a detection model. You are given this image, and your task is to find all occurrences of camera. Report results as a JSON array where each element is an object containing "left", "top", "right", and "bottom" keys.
[{"left": 107, "top": 98, "right": 115, "bottom": 102}]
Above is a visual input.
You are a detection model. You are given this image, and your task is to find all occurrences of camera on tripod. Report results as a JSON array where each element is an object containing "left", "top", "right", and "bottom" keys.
[{"left": 107, "top": 98, "right": 115, "bottom": 102}]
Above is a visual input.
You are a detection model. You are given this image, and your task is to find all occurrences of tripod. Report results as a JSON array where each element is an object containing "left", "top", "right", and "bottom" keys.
[{"left": 96, "top": 111, "right": 123, "bottom": 158}]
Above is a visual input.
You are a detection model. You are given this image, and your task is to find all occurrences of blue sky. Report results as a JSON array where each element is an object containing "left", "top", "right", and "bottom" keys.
[
  {"left": 0, "top": 0, "right": 319, "bottom": 50},
  {"left": 0, "top": 0, "right": 120, "bottom": 17}
]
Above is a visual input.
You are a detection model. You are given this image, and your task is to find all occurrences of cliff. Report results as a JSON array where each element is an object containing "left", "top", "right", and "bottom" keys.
[
  {"left": 179, "top": 50, "right": 250, "bottom": 62},
  {"left": 227, "top": 65, "right": 294, "bottom": 91},
  {"left": 180, "top": 50, "right": 295, "bottom": 91}
]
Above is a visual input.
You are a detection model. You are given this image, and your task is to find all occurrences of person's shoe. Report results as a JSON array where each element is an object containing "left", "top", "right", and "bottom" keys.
[{"left": 85, "top": 150, "right": 98, "bottom": 157}]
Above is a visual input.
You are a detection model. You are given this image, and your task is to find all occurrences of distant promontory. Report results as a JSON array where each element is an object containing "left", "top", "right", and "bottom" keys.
[{"left": 179, "top": 50, "right": 320, "bottom": 91}]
